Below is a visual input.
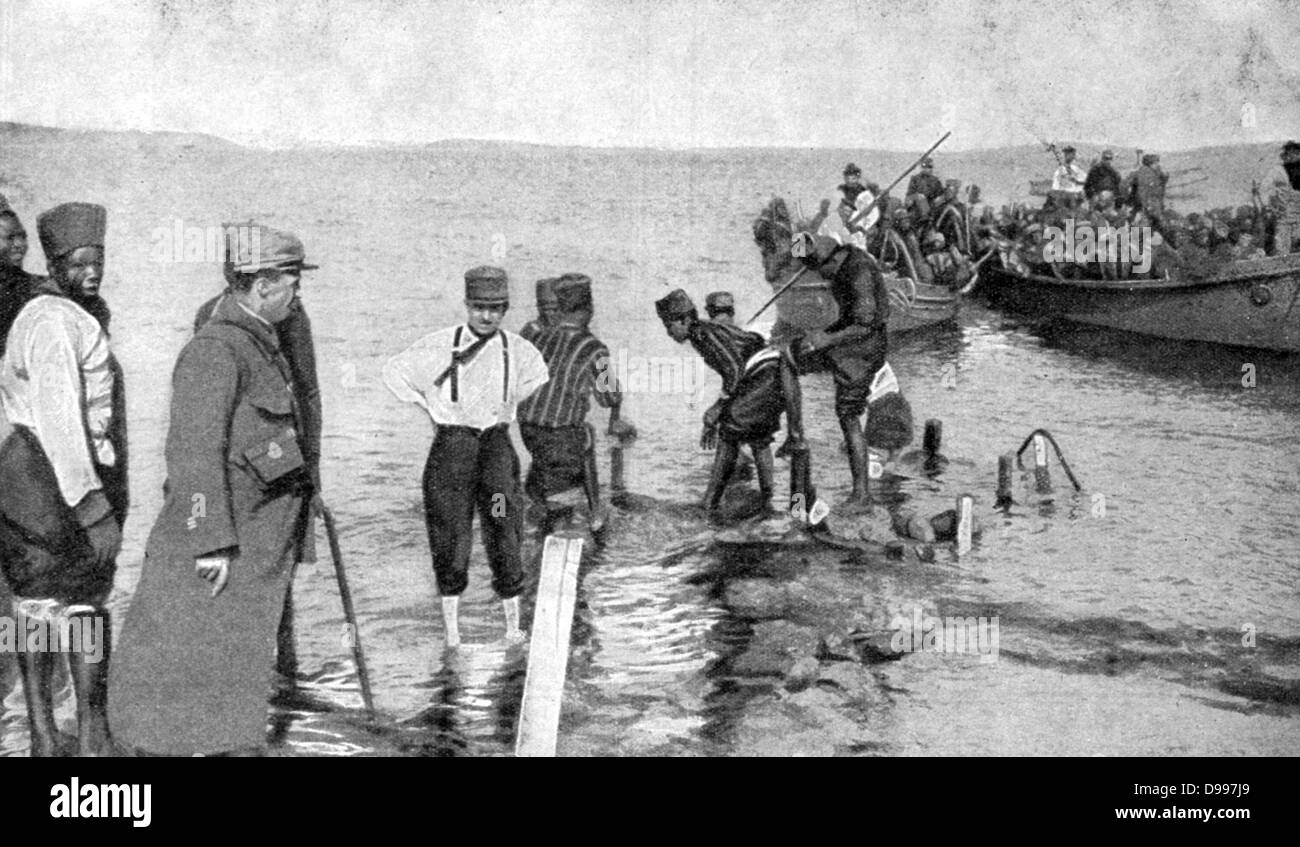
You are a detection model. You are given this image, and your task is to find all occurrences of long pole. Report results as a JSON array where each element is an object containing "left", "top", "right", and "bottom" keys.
[
  {"left": 747, "top": 132, "right": 954, "bottom": 327},
  {"left": 319, "top": 503, "right": 377, "bottom": 718}
]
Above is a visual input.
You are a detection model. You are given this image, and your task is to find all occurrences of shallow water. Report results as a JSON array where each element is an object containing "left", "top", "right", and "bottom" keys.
[{"left": 1, "top": 141, "right": 1297, "bottom": 756}]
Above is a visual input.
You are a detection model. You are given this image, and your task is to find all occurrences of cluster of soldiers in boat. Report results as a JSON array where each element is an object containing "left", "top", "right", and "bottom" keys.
[{"left": 810, "top": 140, "right": 1300, "bottom": 288}]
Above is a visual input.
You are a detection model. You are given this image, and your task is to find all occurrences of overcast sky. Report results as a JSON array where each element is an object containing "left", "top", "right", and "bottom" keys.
[{"left": 1, "top": 0, "right": 1297, "bottom": 150}]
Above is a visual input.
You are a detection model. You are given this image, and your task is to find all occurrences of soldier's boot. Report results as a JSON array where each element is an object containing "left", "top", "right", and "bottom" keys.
[
  {"left": 441, "top": 596, "right": 461, "bottom": 648},
  {"left": 502, "top": 597, "right": 526, "bottom": 645},
  {"left": 65, "top": 607, "right": 115, "bottom": 756}
]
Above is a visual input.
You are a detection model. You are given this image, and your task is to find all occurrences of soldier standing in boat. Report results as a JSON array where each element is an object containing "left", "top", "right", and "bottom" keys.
[
  {"left": 905, "top": 157, "right": 946, "bottom": 227},
  {"left": 1127, "top": 153, "right": 1173, "bottom": 245},
  {"left": 1052, "top": 145, "right": 1087, "bottom": 203},
  {"left": 1270, "top": 141, "right": 1300, "bottom": 255},
  {"left": 0, "top": 203, "right": 127, "bottom": 756},
  {"left": 110, "top": 228, "right": 317, "bottom": 756},
  {"left": 1084, "top": 149, "right": 1123, "bottom": 204},
  {"left": 793, "top": 234, "right": 891, "bottom": 511},
  {"left": 518, "top": 273, "right": 635, "bottom": 531},
  {"left": 383, "top": 267, "right": 548, "bottom": 647}
]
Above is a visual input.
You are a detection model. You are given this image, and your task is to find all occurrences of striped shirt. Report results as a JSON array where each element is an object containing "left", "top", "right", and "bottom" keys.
[
  {"left": 688, "top": 319, "right": 766, "bottom": 397},
  {"left": 517, "top": 323, "right": 619, "bottom": 428}
]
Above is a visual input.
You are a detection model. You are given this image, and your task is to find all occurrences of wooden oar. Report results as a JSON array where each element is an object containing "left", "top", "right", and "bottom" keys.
[{"left": 319, "top": 502, "right": 377, "bottom": 719}]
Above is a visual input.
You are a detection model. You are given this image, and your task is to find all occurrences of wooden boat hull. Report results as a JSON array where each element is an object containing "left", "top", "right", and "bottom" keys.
[
  {"left": 982, "top": 254, "right": 1300, "bottom": 352},
  {"left": 773, "top": 274, "right": 960, "bottom": 337}
]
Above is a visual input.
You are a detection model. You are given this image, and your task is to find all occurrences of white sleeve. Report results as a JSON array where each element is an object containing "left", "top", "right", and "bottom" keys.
[
  {"left": 82, "top": 329, "right": 115, "bottom": 466},
  {"left": 383, "top": 341, "right": 433, "bottom": 412},
  {"left": 25, "top": 315, "right": 105, "bottom": 508},
  {"left": 513, "top": 336, "right": 550, "bottom": 403}
]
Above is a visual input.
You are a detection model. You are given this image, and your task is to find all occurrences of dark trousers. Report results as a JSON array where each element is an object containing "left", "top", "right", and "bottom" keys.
[{"left": 422, "top": 424, "right": 525, "bottom": 599}]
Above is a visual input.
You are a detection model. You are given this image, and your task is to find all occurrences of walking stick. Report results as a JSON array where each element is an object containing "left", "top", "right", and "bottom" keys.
[{"left": 319, "top": 502, "right": 377, "bottom": 718}]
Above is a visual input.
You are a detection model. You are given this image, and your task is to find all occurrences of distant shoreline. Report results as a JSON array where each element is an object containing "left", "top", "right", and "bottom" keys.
[{"left": 1, "top": 120, "right": 1291, "bottom": 158}]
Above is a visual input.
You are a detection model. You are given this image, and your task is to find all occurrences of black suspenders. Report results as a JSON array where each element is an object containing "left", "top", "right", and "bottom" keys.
[
  {"left": 451, "top": 326, "right": 462, "bottom": 402},
  {"left": 500, "top": 331, "right": 510, "bottom": 402},
  {"left": 448, "top": 326, "right": 510, "bottom": 405}
]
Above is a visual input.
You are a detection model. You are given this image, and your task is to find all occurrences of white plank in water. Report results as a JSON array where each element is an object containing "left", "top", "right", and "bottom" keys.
[{"left": 515, "top": 533, "right": 583, "bottom": 757}]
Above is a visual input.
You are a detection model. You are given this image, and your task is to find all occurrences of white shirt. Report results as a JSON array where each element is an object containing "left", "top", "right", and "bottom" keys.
[
  {"left": 0, "top": 295, "right": 115, "bottom": 508},
  {"left": 1052, "top": 161, "right": 1087, "bottom": 194},
  {"left": 384, "top": 325, "right": 548, "bottom": 430}
]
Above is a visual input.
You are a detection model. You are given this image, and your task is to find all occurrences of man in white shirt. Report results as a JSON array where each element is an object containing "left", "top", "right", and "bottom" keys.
[
  {"left": 384, "top": 266, "right": 548, "bottom": 647},
  {"left": 0, "top": 202, "right": 125, "bottom": 756},
  {"left": 1052, "top": 145, "right": 1087, "bottom": 201}
]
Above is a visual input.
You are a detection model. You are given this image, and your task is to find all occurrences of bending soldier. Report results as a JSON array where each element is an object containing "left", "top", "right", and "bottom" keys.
[{"left": 655, "top": 289, "right": 810, "bottom": 517}]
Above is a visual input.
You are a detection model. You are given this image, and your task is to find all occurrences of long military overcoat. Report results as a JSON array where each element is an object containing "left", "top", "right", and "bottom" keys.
[{"left": 110, "top": 295, "right": 309, "bottom": 755}]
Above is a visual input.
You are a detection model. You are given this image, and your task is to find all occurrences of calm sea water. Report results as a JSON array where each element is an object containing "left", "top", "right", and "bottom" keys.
[{"left": 1, "top": 140, "right": 1297, "bottom": 755}]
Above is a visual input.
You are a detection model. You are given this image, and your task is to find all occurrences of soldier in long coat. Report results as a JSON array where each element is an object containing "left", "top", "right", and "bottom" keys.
[
  {"left": 193, "top": 224, "right": 323, "bottom": 679},
  {"left": 110, "top": 229, "right": 317, "bottom": 756}
]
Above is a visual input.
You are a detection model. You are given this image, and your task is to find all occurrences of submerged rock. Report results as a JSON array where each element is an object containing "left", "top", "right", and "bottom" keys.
[
  {"left": 784, "top": 656, "right": 821, "bottom": 691},
  {"left": 732, "top": 691, "right": 874, "bottom": 756},
  {"left": 729, "top": 620, "right": 821, "bottom": 678}
]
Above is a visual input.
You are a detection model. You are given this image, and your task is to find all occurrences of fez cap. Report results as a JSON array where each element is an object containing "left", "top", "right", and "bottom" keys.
[
  {"left": 920, "top": 157, "right": 934, "bottom": 168},
  {"left": 535, "top": 277, "right": 559, "bottom": 305},
  {"left": 37, "top": 202, "right": 106, "bottom": 260},
  {"left": 655, "top": 288, "right": 696, "bottom": 321},
  {"left": 226, "top": 223, "right": 318, "bottom": 273},
  {"left": 554, "top": 273, "right": 592, "bottom": 312},
  {"left": 465, "top": 265, "right": 509, "bottom": 303},
  {"left": 1061, "top": 145, "right": 1076, "bottom": 154},
  {"left": 843, "top": 162, "right": 862, "bottom": 176},
  {"left": 705, "top": 291, "right": 735, "bottom": 312}
]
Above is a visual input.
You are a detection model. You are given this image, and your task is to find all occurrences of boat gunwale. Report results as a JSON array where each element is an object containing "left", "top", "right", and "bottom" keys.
[{"left": 990, "top": 252, "right": 1300, "bottom": 292}]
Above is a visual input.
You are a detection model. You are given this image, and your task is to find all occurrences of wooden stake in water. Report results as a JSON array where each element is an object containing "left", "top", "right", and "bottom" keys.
[
  {"left": 923, "top": 419, "right": 943, "bottom": 456},
  {"left": 996, "top": 453, "right": 1015, "bottom": 508},
  {"left": 516, "top": 534, "right": 584, "bottom": 757},
  {"left": 955, "top": 494, "right": 974, "bottom": 555},
  {"left": 1032, "top": 433, "right": 1053, "bottom": 494}
]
